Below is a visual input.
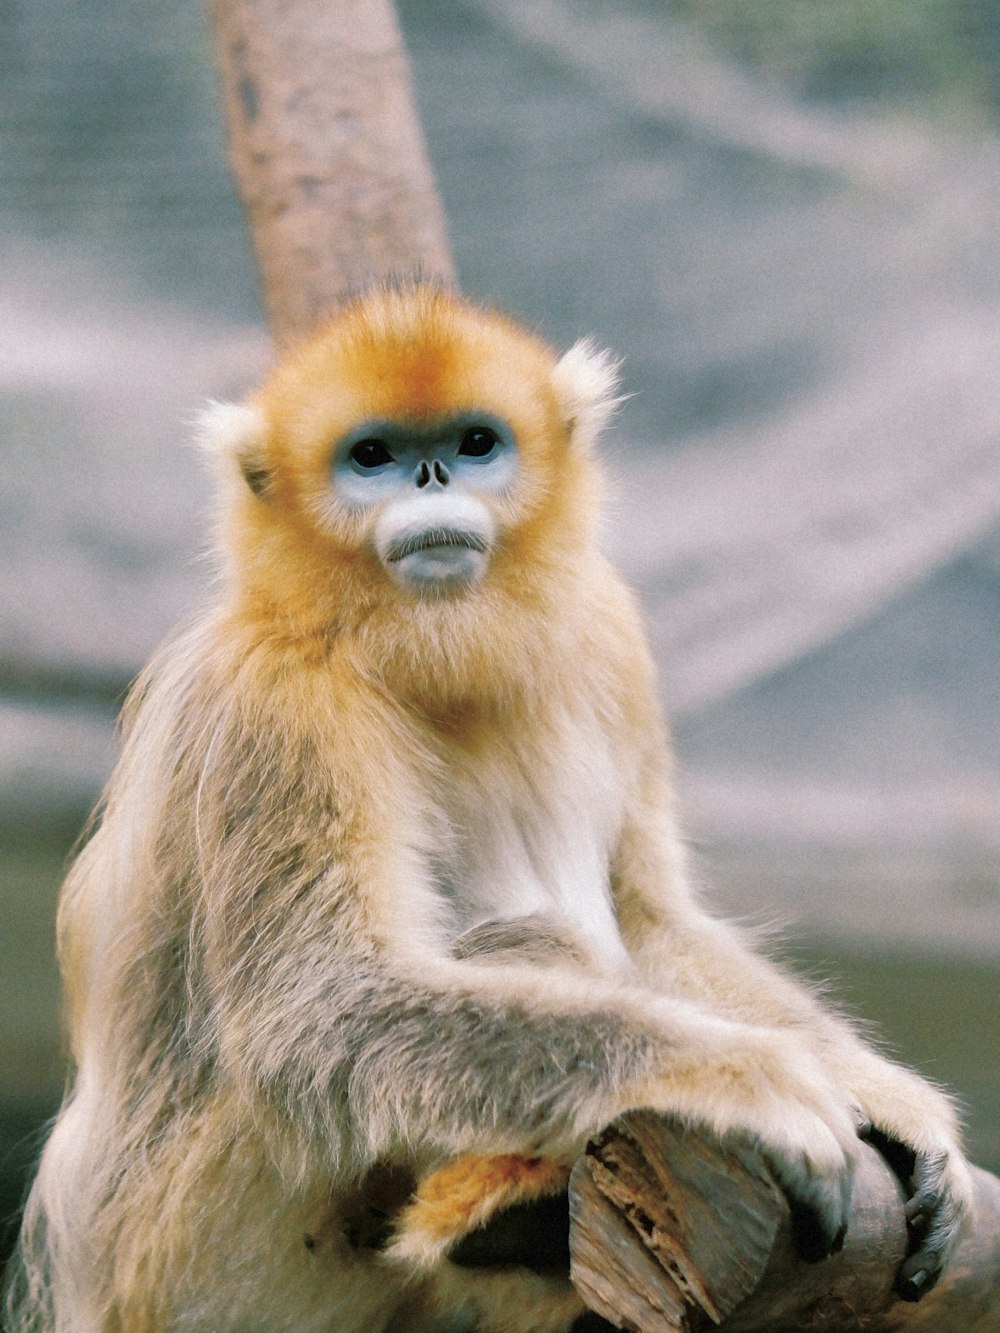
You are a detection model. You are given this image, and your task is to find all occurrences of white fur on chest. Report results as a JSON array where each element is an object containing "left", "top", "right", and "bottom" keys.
[{"left": 437, "top": 713, "right": 632, "bottom": 976}]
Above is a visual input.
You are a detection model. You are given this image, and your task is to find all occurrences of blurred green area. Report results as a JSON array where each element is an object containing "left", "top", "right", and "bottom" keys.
[
  {"left": 667, "top": 0, "right": 1000, "bottom": 118},
  {"left": 0, "top": 833, "right": 67, "bottom": 1266},
  {"left": 787, "top": 943, "right": 1000, "bottom": 1176}
]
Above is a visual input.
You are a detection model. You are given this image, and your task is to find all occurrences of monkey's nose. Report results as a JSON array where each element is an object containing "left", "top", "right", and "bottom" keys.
[{"left": 415, "top": 460, "right": 450, "bottom": 488}]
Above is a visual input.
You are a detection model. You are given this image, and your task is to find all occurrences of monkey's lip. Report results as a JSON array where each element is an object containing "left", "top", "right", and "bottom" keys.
[{"left": 384, "top": 529, "right": 490, "bottom": 564}]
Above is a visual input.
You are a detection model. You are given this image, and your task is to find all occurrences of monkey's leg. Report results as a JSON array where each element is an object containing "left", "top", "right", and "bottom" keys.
[
  {"left": 390, "top": 1154, "right": 572, "bottom": 1270},
  {"left": 389, "top": 1154, "right": 596, "bottom": 1333}
]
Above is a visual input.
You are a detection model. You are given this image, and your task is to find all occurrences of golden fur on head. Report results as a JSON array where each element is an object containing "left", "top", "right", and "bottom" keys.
[
  {"left": 200, "top": 286, "right": 617, "bottom": 641},
  {"left": 7, "top": 283, "right": 972, "bottom": 1333}
]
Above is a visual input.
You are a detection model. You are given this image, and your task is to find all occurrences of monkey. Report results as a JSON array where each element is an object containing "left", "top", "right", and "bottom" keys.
[{"left": 6, "top": 283, "right": 972, "bottom": 1332}]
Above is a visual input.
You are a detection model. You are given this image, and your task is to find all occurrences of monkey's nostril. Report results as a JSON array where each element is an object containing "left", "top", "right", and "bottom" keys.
[
  {"left": 415, "top": 460, "right": 432, "bottom": 488},
  {"left": 433, "top": 460, "right": 450, "bottom": 486}
]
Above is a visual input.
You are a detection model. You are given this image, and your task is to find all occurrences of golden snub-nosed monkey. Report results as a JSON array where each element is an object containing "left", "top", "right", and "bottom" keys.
[{"left": 6, "top": 284, "right": 972, "bottom": 1333}]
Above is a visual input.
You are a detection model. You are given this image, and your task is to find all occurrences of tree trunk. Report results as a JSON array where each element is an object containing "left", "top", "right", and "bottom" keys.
[
  {"left": 569, "top": 1111, "right": 1000, "bottom": 1332},
  {"left": 206, "top": 0, "right": 455, "bottom": 345}
]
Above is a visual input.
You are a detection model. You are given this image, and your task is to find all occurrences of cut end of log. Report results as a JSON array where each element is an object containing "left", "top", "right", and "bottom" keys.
[{"left": 570, "top": 1113, "right": 785, "bottom": 1331}]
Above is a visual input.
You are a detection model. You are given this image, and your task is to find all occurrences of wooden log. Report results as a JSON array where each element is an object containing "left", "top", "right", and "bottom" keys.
[
  {"left": 569, "top": 1111, "right": 1000, "bottom": 1331},
  {"left": 206, "top": 0, "right": 455, "bottom": 345}
]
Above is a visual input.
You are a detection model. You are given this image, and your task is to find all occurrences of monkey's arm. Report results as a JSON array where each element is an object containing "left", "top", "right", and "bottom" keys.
[
  {"left": 188, "top": 660, "right": 855, "bottom": 1257},
  {"left": 208, "top": 900, "right": 855, "bottom": 1187},
  {"left": 612, "top": 768, "right": 974, "bottom": 1300},
  {"left": 195, "top": 790, "right": 856, "bottom": 1262}
]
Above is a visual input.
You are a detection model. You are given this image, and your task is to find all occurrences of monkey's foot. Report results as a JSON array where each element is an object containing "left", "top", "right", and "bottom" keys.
[{"left": 387, "top": 1154, "right": 571, "bottom": 1272}]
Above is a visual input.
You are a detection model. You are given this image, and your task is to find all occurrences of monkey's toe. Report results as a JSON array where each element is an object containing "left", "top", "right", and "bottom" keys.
[{"left": 788, "top": 1201, "right": 847, "bottom": 1263}]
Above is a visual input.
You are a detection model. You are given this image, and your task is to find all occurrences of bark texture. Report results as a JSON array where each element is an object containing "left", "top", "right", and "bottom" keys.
[{"left": 207, "top": 0, "right": 455, "bottom": 345}]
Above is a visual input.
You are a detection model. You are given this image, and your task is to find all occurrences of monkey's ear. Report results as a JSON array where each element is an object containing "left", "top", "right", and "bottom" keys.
[
  {"left": 195, "top": 400, "right": 272, "bottom": 499},
  {"left": 551, "top": 339, "right": 623, "bottom": 452}
]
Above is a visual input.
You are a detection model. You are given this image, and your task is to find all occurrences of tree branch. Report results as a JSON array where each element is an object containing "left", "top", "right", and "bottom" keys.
[{"left": 206, "top": 0, "right": 455, "bottom": 345}]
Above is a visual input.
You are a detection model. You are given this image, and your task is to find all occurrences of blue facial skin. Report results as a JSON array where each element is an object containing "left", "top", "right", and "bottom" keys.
[{"left": 330, "top": 413, "right": 518, "bottom": 512}]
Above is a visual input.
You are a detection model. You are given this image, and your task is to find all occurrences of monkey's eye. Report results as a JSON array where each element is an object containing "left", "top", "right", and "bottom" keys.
[
  {"left": 457, "top": 426, "right": 500, "bottom": 459},
  {"left": 349, "top": 439, "right": 394, "bottom": 470}
]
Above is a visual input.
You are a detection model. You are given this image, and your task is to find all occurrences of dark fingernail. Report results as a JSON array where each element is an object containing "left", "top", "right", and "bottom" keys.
[{"left": 897, "top": 1268, "right": 930, "bottom": 1302}]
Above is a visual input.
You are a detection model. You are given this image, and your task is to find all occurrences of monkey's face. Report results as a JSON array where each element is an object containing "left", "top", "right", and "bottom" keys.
[
  {"left": 204, "top": 286, "right": 618, "bottom": 619},
  {"left": 331, "top": 413, "right": 518, "bottom": 595}
]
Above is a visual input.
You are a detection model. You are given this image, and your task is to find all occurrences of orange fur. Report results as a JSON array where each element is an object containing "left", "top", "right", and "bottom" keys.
[
  {"left": 398, "top": 1155, "right": 571, "bottom": 1249},
  {"left": 219, "top": 287, "right": 592, "bottom": 646}
]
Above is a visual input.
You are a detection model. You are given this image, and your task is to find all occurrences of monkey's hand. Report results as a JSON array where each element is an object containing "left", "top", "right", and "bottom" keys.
[
  {"left": 637, "top": 1024, "right": 860, "bottom": 1264},
  {"left": 858, "top": 1121, "right": 971, "bottom": 1301},
  {"left": 843, "top": 1053, "right": 974, "bottom": 1302}
]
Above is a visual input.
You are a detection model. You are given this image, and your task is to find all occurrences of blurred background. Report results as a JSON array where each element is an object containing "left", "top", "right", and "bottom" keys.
[{"left": 2, "top": 0, "right": 999, "bottom": 1265}]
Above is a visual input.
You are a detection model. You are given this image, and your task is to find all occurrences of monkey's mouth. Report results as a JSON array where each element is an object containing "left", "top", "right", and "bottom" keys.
[{"left": 384, "top": 529, "right": 490, "bottom": 564}]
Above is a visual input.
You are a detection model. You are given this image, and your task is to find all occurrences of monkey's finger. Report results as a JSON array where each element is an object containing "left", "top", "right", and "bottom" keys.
[
  {"left": 857, "top": 1122, "right": 917, "bottom": 1185},
  {"left": 894, "top": 1150, "right": 964, "bottom": 1303},
  {"left": 850, "top": 1105, "right": 873, "bottom": 1139},
  {"left": 859, "top": 1128, "right": 961, "bottom": 1301},
  {"left": 763, "top": 1146, "right": 853, "bottom": 1263},
  {"left": 786, "top": 1173, "right": 851, "bottom": 1263},
  {"left": 896, "top": 1253, "right": 939, "bottom": 1302}
]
